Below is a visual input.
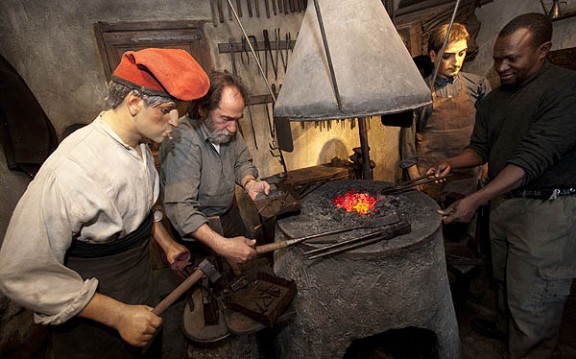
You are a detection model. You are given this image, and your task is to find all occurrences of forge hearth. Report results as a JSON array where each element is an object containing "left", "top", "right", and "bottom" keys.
[{"left": 272, "top": 179, "right": 459, "bottom": 358}]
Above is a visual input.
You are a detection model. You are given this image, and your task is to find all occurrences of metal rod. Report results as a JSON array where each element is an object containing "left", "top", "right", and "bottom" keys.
[
  {"left": 358, "top": 117, "right": 372, "bottom": 179},
  {"left": 227, "top": 0, "right": 276, "bottom": 103},
  {"left": 429, "top": 0, "right": 462, "bottom": 90},
  {"left": 312, "top": 0, "right": 343, "bottom": 112},
  {"left": 303, "top": 230, "right": 385, "bottom": 255},
  {"left": 227, "top": 0, "right": 288, "bottom": 176}
]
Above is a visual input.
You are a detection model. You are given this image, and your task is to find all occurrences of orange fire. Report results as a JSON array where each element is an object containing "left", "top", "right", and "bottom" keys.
[{"left": 332, "top": 190, "right": 378, "bottom": 215}]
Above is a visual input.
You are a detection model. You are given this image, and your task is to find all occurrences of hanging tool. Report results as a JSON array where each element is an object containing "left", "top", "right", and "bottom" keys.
[
  {"left": 246, "top": 105, "right": 258, "bottom": 149},
  {"left": 247, "top": 0, "right": 253, "bottom": 17},
  {"left": 240, "top": 35, "right": 248, "bottom": 64},
  {"left": 228, "top": 0, "right": 233, "bottom": 21},
  {"left": 280, "top": 32, "right": 289, "bottom": 73},
  {"left": 275, "top": 29, "right": 281, "bottom": 79},
  {"left": 248, "top": 35, "right": 261, "bottom": 65},
  {"left": 263, "top": 30, "right": 270, "bottom": 79},
  {"left": 217, "top": 0, "right": 225, "bottom": 23},
  {"left": 236, "top": 0, "right": 242, "bottom": 17},
  {"left": 278, "top": 0, "right": 284, "bottom": 13},
  {"left": 305, "top": 221, "right": 412, "bottom": 260},
  {"left": 265, "top": 0, "right": 271, "bottom": 18},
  {"left": 263, "top": 30, "right": 277, "bottom": 81},
  {"left": 210, "top": 0, "right": 219, "bottom": 27},
  {"left": 228, "top": 38, "right": 238, "bottom": 76},
  {"left": 272, "top": 0, "right": 277, "bottom": 15},
  {"left": 226, "top": 0, "right": 290, "bottom": 176},
  {"left": 255, "top": 0, "right": 260, "bottom": 17}
]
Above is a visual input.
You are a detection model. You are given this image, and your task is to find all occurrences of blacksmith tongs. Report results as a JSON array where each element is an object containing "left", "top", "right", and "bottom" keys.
[
  {"left": 303, "top": 221, "right": 412, "bottom": 260},
  {"left": 381, "top": 173, "right": 454, "bottom": 195}
]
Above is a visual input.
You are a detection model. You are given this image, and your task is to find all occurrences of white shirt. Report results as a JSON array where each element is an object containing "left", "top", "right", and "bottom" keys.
[{"left": 0, "top": 116, "right": 159, "bottom": 324}]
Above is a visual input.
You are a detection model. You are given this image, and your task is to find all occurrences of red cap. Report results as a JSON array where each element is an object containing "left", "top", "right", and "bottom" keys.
[{"left": 112, "top": 48, "right": 210, "bottom": 101}]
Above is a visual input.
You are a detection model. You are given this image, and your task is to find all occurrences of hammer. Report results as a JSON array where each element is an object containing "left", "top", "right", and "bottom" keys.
[{"left": 152, "top": 259, "right": 220, "bottom": 315}]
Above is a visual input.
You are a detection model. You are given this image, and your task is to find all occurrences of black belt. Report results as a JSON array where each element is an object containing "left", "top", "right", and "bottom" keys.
[
  {"left": 67, "top": 212, "right": 154, "bottom": 258},
  {"left": 506, "top": 187, "right": 576, "bottom": 200}
]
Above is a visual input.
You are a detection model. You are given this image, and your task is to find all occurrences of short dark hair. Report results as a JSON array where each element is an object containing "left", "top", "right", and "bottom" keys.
[
  {"left": 498, "top": 13, "right": 552, "bottom": 48},
  {"left": 105, "top": 81, "right": 172, "bottom": 109},
  {"left": 189, "top": 71, "right": 248, "bottom": 119},
  {"left": 428, "top": 23, "right": 470, "bottom": 53}
]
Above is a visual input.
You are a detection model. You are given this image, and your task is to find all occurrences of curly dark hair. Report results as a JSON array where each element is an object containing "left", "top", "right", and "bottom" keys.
[
  {"left": 189, "top": 71, "right": 248, "bottom": 119},
  {"left": 498, "top": 13, "right": 552, "bottom": 48}
]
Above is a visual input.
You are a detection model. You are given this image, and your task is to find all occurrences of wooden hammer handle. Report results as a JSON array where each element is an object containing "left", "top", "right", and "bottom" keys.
[
  {"left": 256, "top": 241, "right": 288, "bottom": 254},
  {"left": 152, "top": 269, "right": 204, "bottom": 315}
]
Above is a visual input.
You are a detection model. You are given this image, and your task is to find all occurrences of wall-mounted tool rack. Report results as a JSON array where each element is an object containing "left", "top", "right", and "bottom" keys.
[
  {"left": 246, "top": 94, "right": 276, "bottom": 106},
  {"left": 211, "top": 0, "right": 307, "bottom": 26},
  {"left": 217, "top": 40, "right": 296, "bottom": 54}
]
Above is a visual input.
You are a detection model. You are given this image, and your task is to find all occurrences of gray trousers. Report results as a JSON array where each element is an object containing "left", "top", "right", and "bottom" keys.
[{"left": 490, "top": 195, "right": 576, "bottom": 359}]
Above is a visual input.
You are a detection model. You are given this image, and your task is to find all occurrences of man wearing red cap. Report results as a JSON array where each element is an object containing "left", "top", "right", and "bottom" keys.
[{"left": 0, "top": 48, "right": 209, "bottom": 358}]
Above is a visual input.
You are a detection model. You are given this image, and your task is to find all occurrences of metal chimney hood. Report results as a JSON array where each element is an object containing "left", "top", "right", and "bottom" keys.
[{"left": 274, "top": 0, "right": 432, "bottom": 121}]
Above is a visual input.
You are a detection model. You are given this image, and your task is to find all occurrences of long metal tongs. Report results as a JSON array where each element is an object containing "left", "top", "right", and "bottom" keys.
[
  {"left": 381, "top": 173, "right": 454, "bottom": 195},
  {"left": 304, "top": 221, "right": 412, "bottom": 260}
]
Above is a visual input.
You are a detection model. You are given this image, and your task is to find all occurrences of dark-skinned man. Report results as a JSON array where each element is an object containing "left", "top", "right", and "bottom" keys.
[{"left": 430, "top": 13, "right": 576, "bottom": 359}]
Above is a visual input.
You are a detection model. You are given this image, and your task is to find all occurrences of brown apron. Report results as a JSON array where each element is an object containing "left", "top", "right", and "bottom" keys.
[
  {"left": 51, "top": 213, "right": 159, "bottom": 359},
  {"left": 416, "top": 80, "right": 480, "bottom": 201}
]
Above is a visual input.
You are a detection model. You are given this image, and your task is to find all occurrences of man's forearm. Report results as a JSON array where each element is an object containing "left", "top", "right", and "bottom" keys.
[
  {"left": 469, "top": 164, "right": 525, "bottom": 207},
  {"left": 192, "top": 223, "right": 224, "bottom": 251},
  {"left": 79, "top": 292, "right": 162, "bottom": 347},
  {"left": 240, "top": 175, "right": 257, "bottom": 189},
  {"left": 78, "top": 292, "right": 126, "bottom": 329},
  {"left": 407, "top": 165, "right": 421, "bottom": 180},
  {"left": 446, "top": 149, "right": 484, "bottom": 169}
]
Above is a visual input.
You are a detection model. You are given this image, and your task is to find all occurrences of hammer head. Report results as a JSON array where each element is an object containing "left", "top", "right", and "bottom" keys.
[{"left": 198, "top": 259, "right": 221, "bottom": 283}]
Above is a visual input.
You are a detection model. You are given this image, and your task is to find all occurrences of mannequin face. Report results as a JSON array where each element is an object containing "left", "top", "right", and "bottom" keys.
[
  {"left": 430, "top": 39, "right": 468, "bottom": 79},
  {"left": 202, "top": 86, "right": 245, "bottom": 144}
]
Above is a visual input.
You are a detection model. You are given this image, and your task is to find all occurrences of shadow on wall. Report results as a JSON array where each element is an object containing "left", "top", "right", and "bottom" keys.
[{"left": 317, "top": 138, "right": 349, "bottom": 164}]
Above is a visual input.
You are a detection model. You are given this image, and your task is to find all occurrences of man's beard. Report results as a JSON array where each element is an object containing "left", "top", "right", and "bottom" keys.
[{"left": 204, "top": 114, "right": 235, "bottom": 144}]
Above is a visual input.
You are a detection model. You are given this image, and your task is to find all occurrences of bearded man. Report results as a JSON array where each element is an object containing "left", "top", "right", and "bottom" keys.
[{"left": 160, "top": 71, "right": 270, "bottom": 265}]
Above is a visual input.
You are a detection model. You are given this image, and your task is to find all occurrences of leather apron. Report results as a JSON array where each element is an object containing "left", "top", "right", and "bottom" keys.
[
  {"left": 51, "top": 213, "right": 157, "bottom": 359},
  {"left": 416, "top": 79, "right": 480, "bottom": 201}
]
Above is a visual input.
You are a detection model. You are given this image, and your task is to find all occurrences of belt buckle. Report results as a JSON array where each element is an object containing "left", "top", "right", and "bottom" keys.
[{"left": 548, "top": 189, "right": 561, "bottom": 201}]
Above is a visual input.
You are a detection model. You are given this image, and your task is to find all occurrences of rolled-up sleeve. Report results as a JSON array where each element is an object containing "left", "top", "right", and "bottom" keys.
[
  {"left": 161, "top": 136, "right": 209, "bottom": 237},
  {"left": 0, "top": 174, "right": 98, "bottom": 325},
  {"left": 233, "top": 132, "right": 258, "bottom": 184}
]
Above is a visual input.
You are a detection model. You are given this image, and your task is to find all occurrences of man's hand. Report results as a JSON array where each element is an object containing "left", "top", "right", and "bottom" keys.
[
  {"left": 438, "top": 194, "right": 479, "bottom": 225},
  {"left": 214, "top": 236, "right": 257, "bottom": 263},
  {"left": 113, "top": 304, "right": 163, "bottom": 347},
  {"left": 79, "top": 293, "right": 162, "bottom": 348},
  {"left": 163, "top": 241, "right": 190, "bottom": 265},
  {"left": 427, "top": 161, "right": 452, "bottom": 179},
  {"left": 151, "top": 220, "right": 190, "bottom": 265},
  {"left": 407, "top": 165, "right": 425, "bottom": 191},
  {"left": 244, "top": 179, "right": 271, "bottom": 201}
]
